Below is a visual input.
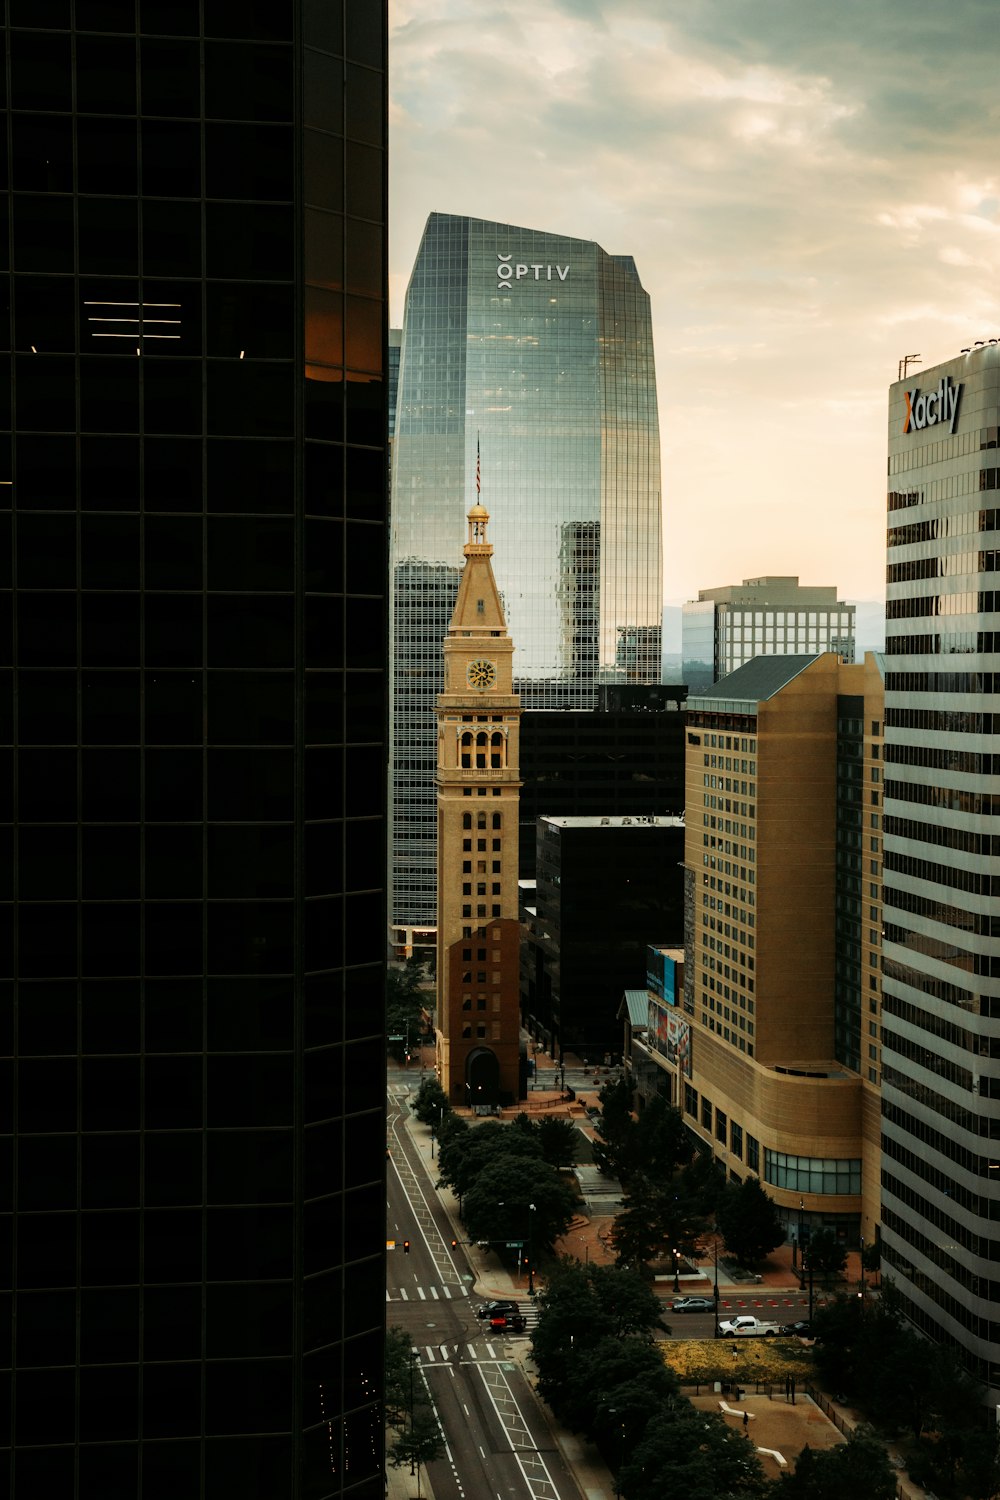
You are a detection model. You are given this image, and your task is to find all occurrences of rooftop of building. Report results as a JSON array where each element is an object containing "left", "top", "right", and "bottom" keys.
[
  {"left": 687, "top": 653, "right": 823, "bottom": 708},
  {"left": 538, "top": 813, "right": 686, "bottom": 830},
  {"left": 690, "top": 576, "right": 850, "bottom": 606}
]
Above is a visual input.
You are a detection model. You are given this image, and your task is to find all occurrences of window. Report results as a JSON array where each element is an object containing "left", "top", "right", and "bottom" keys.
[
  {"left": 715, "top": 1109, "right": 727, "bottom": 1144},
  {"left": 701, "top": 1098, "right": 712, "bottom": 1132},
  {"left": 746, "top": 1135, "right": 759, "bottom": 1172}
]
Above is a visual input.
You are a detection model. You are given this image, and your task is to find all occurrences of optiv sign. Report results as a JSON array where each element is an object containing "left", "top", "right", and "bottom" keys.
[{"left": 903, "top": 375, "right": 963, "bottom": 436}]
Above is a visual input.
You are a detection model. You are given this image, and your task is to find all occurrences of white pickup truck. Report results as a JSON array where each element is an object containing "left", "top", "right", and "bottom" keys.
[{"left": 717, "top": 1315, "right": 780, "bottom": 1338}]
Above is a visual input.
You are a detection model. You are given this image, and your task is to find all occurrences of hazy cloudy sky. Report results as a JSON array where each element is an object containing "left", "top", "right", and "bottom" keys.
[{"left": 389, "top": 0, "right": 1000, "bottom": 605}]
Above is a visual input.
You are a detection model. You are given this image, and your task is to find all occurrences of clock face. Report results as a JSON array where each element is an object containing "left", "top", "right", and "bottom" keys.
[{"left": 466, "top": 658, "right": 497, "bottom": 690}]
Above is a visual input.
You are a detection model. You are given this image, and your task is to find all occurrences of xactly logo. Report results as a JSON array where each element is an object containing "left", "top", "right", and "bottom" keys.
[
  {"left": 497, "top": 253, "right": 570, "bottom": 291},
  {"left": 903, "top": 375, "right": 963, "bottom": 435}
]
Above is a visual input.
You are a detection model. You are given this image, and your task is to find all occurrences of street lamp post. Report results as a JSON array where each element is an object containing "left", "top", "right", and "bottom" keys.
[
  {"left": 798, "top": 1198, "right": 805, "bottom": 1291},
  {"left": 528, "top": 1203, "right": 536, "bottom": 1296},
  {"left": 672, "top": 1247, "right": 680, "bottom": 1294},
  {"left": 713, "top": 1237, "right": 720, "bottom": 1339}
]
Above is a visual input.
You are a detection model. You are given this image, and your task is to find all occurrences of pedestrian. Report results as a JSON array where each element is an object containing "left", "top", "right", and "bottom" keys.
[
  {"left": 743, "top": 1410, "right": 749, "bottom": 1431},
  {"left": 791, "top": 1375, "right": 796, "bottom": 1405}
]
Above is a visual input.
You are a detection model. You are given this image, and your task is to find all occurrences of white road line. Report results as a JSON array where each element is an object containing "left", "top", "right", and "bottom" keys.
[
  {"left": 467, "top": 1344, "right": 477, "bottom": 1360},
  {"left": 425, "top": 1345, "right": 436, "bottom": 1362},
  {"left": 485, "top": 1342, "right": 496, "bottom": 1358},
  {"left": 430, "top": 1286, "right": 439, "bottom": 1299},
  {"left": 443, "top": 1285, "right": 453, "bottom": 1298},
  {"left": 463, "top": 1405, "right": 470, "bottom": 1416},
  {"left": 417, "top": 1287, "right": 426, "bottom": 1300},
  {"left": 439, "top": 1344, "right": 449, "bottom": 1361},
  {"left": 399, "top": 1289, "right": 408, "bottom": 1301}
]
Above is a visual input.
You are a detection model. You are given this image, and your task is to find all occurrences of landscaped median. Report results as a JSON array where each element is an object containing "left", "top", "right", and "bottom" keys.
[{"left": 660, "top": 1338, "right": 816, "bottom": 1389}]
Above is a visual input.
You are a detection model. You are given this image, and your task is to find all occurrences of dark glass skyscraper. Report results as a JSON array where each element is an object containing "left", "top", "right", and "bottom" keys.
[
  {"left": 1, "top": 5, "right": 387, "bottom": 1496},
  {"left": 391, "top": 213, "right": 663, "bottom": 949}
]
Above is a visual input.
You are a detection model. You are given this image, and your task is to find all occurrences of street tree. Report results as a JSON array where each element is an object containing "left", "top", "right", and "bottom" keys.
[
  {"left": 386, "top": 958, "right": 428, "bottom": 1061},
  {"left": 619, "top": 1399, "right": 769, "bottom": 1500},
  {"left": 387, "top": 1408, "right": 445, "bottom": 1499},
  {"left": 632, "top": 1094, "right": 692, "bottom": 1182},
  {"left": 411, "top": 1075, "right": 450, "bottom": 1128},
  {"left": 779, "top": 1427, "right": 896, "bottom": 1500},
  {"left": 591, "top": 1076, "right": 635, "bottom": 1179},
  {"left": 536, "top": 1115, "right": 580, "bottom": 1169},
  {"left": 611, "top": 1174, "right": 707, "bottom": 1273},
  {"left": 461, "top": 1153, "right": 577, "bottom": 1258},
  {"left": 532, "top": 1260, "right": 668, "bottom": 1426},
  {"left": 437, "top": 1118, "right": 542, "bottom": 1201},
  {"left": 385, "top": 1326, "right": 414, "bottom": 1429},
  {"left": 804, "top": 1228, "right": 847, "bottom": 1280},
  {"left": 715, "top": 1177, "right": 784, "bottom": 1268}
]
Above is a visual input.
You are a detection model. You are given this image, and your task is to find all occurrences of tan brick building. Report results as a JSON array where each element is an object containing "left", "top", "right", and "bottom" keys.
[
  {"left": 681, "top": 652, "right": 884, "bottom": 1251},
  {"left": 435, "top": 504, "right": 524, "bottom": 1106}
]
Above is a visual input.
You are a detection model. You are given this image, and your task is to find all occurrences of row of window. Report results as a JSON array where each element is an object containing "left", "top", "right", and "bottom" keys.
[
  {"left": 885, "top": 670, "right": 1000, "bottom": 693},
  {"left": 887, "top": 550, "right": 1000, "bottom": 584},
  {"left": 886, "top": 588, "right": 1000, "bottom": 618},
  {"left": 887, "top": 506, "right": 1000, "bottom": 547}
]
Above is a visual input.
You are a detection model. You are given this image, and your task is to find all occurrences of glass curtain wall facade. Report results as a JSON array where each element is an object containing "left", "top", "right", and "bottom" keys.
[
  {"left": 883, "top": 346, "right": 1000, "bottom": 1401},
  {"left": 682, "top": 579, "right": 855, "bottom": 690},
  {"left": 1, "top": 5, "right": 387, "bottom": 1497},
  {"left": 391, "top": 213, "right": 662, "bottom": 939}
]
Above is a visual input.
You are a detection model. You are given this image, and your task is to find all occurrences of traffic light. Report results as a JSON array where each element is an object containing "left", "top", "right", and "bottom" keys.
[
  {"left": 403, "top": 1240, "right": 411, "bottom": 1254},
  {"left": 450, "top": 1239, "right": 458, "bottom": 1249}
]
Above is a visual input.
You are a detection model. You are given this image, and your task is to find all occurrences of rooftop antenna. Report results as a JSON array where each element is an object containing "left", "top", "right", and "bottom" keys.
[{"left": 898, "top": 353, "right": 921, "bottom": 381}]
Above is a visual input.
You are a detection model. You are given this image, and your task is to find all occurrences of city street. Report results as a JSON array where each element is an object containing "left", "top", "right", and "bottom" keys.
[{"left": 387, "top": 1089, "right": 588, "bottom": 1500}]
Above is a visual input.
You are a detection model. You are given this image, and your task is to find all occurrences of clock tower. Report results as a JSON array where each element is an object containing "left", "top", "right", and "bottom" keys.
[{"left": 435, "top": 503, "right": 524, "bottom": 1106}]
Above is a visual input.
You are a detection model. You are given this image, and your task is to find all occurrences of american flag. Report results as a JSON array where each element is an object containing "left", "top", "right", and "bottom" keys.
[{"left": 476, "top": 436, "right": 481, "bottom": 496}]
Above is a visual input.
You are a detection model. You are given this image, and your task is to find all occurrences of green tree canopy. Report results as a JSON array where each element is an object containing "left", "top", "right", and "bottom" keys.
[
  {"left": 804, "top": 1228, "right": 847, "bottom": 1279},
  {"left": 779, "top": 1427, "right": 897, "bottom": 1500},
  {"left": 531, "top": 1260, "right": 669, "bottom": 1430},
  {"left": 619, "top": 1399, "right": 769, "bottom": 1500},
  {"left": 385, "top": 1327, "right": 415, "bottom": 1429},
  {"left": 386, "top": 958, "right": 428, "bottom": 1061},
  {"left": 411, "top": 1075, "right": 450, "bottom": 1128},
  {"left": 437, "top": 1117, "right": 542, "bottom": 1200},
  {"left": 536, "top": 1115, "right": 580, "bottom": 1169},
  {"left": 611, "top": 1173, "right": 708, "bottom": 1273},
  {"left": 715, "top": 1177, "right": 784, "bottom": 1268},
  {"left": 461, "top": 1153, "right": 577, "bottom": 1257}
]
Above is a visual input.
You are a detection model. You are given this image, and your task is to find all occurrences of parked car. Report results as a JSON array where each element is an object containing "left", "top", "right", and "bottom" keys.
[
  {"left": 718, "top": 1315, "right": 780, "bottom": 1337},
  {"left": 778, "top": 1320, "right": 814, "bottom": 1337},
  {"left": 669, "top": 1296, "right": 716, "bottom": 1313}
]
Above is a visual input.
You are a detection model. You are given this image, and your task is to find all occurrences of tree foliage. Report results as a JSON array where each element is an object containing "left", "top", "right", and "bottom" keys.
[
  {"left": 618, "top": 1399, "right": 769, "bottom": 1500},
  {"left": 804, "top": 1228, "right": 847, "bottom": 1279},
  {"left": 779, "top": 1427, "right": 896, "bottom": 1500},
  {"left": 536, "top": 1114, "right": 580, "bottom": 1168},
  {"left": 385, "top": 1326, "right": 415, "bottom": 1429},
  {"left": 386, "top": 958, "right": 428, "bottom": 1060},
  {"left": 715, "top": 1177, "right": 784, "bottom": 1267},
  {"left": 411, "top": 1074, "right": 450, "bottom": 1128},
  {"left": 812, "top": 1285, "right": 987, "bottom": 1445},
  {"left": 387, "top": 1409, "right": 445, "bottom": 1481},
  {"left": 461, "top": 1153, "right": 577, "bottom": 1256},
  {"left": 611, "top": 1173, "right": 708, "bottom": 1273},
  {"left": 531, "top": 1260, "right": 669, "bottom": 1426},
  {"left": 437, "top": 1117, "right": 541, "bottom": 1199}
]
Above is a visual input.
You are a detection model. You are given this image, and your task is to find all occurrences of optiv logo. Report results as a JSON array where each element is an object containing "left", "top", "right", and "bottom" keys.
[
  {"left": 903, "top": 375, "right": 963, "bottom": 435},
  {"left": 497, "top": 253, "right": 569, "bottom": 291}
]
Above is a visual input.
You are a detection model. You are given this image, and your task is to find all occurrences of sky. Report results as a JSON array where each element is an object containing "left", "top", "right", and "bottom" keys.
[{"left": 388, "top": 0, "right": 1000, "bottom": 606}]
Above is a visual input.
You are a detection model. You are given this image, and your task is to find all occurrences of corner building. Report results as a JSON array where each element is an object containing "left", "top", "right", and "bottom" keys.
[
  {"left": 391, "top": 213, "right": 663, "bottom": 951},
  {"left": 883, "top": 345, "right": 1000, "bottom": 1399},
  {"left": 682, "top": 654, "right": 884, "bottom": 1250},
  {"left": 1, "top": 5, "right": 387, "bottom": 1497}
]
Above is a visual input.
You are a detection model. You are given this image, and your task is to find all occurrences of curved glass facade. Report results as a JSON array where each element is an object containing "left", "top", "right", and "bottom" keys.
[{"left": 391, "top": 213, "right": 662, "bottom": 933}]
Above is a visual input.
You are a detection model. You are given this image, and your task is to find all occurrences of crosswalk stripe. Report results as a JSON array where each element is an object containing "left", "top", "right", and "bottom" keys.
[
  {"left": 442, "top": 1286, "right": 452, "bottom": 1298},
  {"left": 399, "top": 1289, "right": 408, "bottom": 1301},
  {"left": 417, "top": 1287, "right": 426, "bottom": 1300},
  {"left": 430, "top": 1287, "right": 439, "bottom": 1299},
  {"left": 425, "top": 1346, "right": 435, "bottom": 1362}
]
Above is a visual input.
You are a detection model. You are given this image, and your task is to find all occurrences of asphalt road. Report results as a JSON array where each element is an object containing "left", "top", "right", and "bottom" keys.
[{"left": 387, "top": 1092, "right": 586, "bottom": 1500}]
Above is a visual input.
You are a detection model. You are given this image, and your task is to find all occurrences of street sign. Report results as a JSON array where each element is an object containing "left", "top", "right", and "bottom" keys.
[
  {"left": 386, "top": 1240, "right": 396, "bottom": 1249},
  {"left": 505, "top": 1241, "right": 524, "bottom": 1249},
  {"left": 388, "top": 1034, "right": 405, "bottom": 1042}
]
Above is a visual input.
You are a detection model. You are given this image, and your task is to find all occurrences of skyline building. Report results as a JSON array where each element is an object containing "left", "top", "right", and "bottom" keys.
[
  {"left": 682, "top": 576, "right": 856, "bottom": 693},
  {"left": 390, "top": 213, "right": 663, "bottom": 953},
  {"left": 2, "top": 7, "right": 387, "bottom": 1496},
  {"left": 435, "top": 504, "right": 523, "bottom": 1106},
  {"left": 680, "top": 653, "right": 884, "bottom": 1249},
  {"left": 883, "top": 345, "right": 1000, "bottom": 1401}
]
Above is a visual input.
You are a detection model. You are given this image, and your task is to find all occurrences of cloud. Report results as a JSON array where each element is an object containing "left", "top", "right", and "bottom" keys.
[{"left": 390, "top": 0, "right": 1000, "bottom": 601}]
